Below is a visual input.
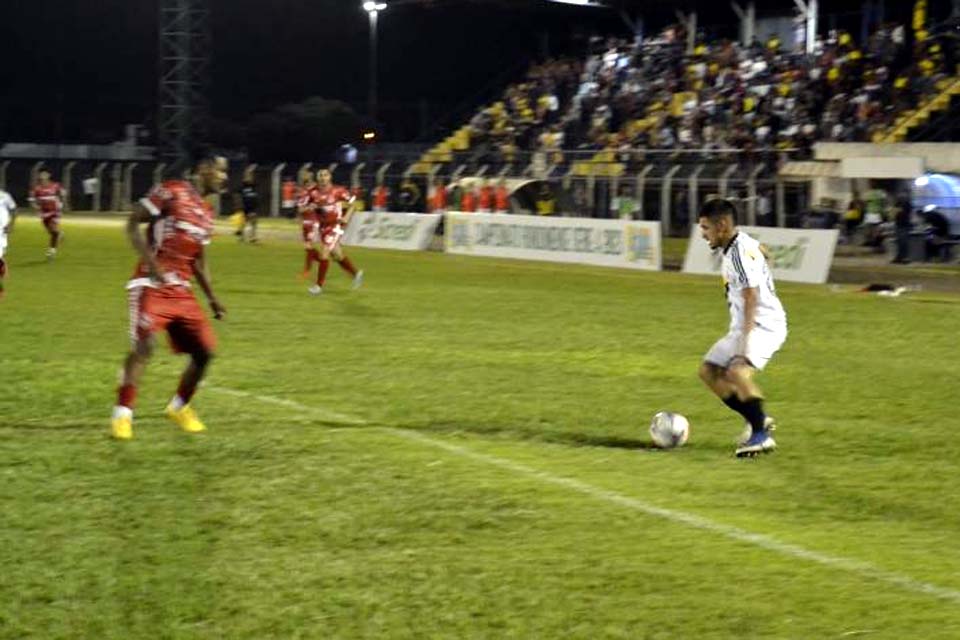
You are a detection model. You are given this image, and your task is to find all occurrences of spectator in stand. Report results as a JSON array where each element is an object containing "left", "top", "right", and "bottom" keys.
[
  {"left": 461, "top": 186, "right": 477, "bottom": 213},
  {"left": 477, "top": 179, "right": 493, "bottom": 213},
  {"left": 535, "top": 183, "right": 556, "bottom": 216},
  {"left": 429, "top": 178, "right": 447, "bottom": 213},
  {"left": 460, "top": 20, "right": 944, "bottom": 161},
  {"left": 372, "top": 183, "right": 390, "bottom": 212},
  {"left": 891, "top": 196, "right": 914, "bottom": 263},
  {"left": 843, "top": 195, "right": 864, "bottom": 243},
  {"left": 494, "top": 179, "right": 510, "bottom": 213},
  {"left": 924, "top": 206, "right": 953, "bottom": 262}
]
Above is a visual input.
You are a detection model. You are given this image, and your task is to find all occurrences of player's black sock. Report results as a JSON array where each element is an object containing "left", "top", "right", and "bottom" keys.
[
  {"left": 741, "top": 398, "right": 767, "bottom": 434},
  {"left": 723, "top": 394, "right": 745, "bottom": 414}
]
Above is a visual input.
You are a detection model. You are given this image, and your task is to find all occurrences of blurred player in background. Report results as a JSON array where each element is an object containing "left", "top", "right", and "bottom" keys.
[
  {"left": 110, "top": 151, "right": 228, "bottom": 441},
  {"left": 297, "top": 168, "right": 319, "bottom": 278},
  {"left": 307, "top": 169, "right": 363, "bottom": 295},
  {"left": 0, "top": 189, "right": 17, "bottom": 298},
  {"left": 30, "top": 169, "right": 65, "bottom": 260},
  {"left": 696, "top": 198, "right": 787, "bottom": 458},
  {"left": 237, "top": 166, "right": 259, "bottom": 243}
]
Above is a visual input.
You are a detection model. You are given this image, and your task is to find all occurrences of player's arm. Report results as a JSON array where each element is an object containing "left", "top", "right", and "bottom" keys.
[
  {"left": 340, "top": 192, "right": 357, "bottom": 226},
  {"left": 28, "top": 188, "right": 38, "bottom": 213},
  {"left": 193, "top": 248, "right": 226, "bottom": 320},
  {"left": 126, "top": 204, "right": 162, "bottom": 280}
]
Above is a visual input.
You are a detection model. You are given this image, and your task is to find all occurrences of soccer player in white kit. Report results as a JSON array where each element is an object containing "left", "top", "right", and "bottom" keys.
[
  {"left": 696, "top": 198, "right": 787, "bottom": 457},
  {"left": 0, "top": 189, "right": 17, "bottom": 298}
]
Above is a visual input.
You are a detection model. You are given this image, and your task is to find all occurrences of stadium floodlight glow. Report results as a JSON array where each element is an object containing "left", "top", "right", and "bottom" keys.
[
  {"left": 914, "top": 175, "right": 930, "bottom": 187},
  {"left": 363, "top": 131, "right": 376, "bottom": 140},
  {"left": 544, "top": 0, "right": 608, "bottom": 7},
  {"left": 363, "top": 1, "right": 387, "bottom": 12}
]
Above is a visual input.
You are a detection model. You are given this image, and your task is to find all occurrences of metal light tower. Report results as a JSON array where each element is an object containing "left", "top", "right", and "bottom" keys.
[
  {"left": 363, "top": 2, "right": 387, "bottom": 123},
  {"left": 159, "top": 0, "right": 211, "bottom": 167}
]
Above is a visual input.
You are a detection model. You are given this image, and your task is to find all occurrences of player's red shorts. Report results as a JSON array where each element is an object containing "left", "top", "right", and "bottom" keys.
[
  {"left": 41, "top": 214, "right": 61, "bottom": 233},
  {"left": 301, "top": 220, "right": 319, "bottom": 243},
  {"left": 319, "top": 225, "right": 343, "bottom": 250},
  {"left": 128, "top": 286, "right": 216, "bottom": 354}
]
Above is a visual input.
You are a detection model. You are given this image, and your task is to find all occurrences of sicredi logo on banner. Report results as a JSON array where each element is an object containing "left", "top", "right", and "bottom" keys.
[
  {"left": 444, "top": 213, "right": 661, "bottom": 271},
  {"left": 343, "top": 211, "right": 442, "bottom": 251},
  {"left": 682, "top": 225, "right": 839, "bottom": 284}
]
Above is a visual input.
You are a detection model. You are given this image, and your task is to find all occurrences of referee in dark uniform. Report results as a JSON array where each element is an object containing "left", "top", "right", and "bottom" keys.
[{"left": 238, "top": 166, "right": 259, "bottom": 243}]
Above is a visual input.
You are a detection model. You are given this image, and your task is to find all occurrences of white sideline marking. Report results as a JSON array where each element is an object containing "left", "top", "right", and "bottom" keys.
[
  {"left": 206, "top": 386, "right": 366, "bottom": 426},
  {"left": 211, "top": 385, "right": 960, "bottom": 605}
]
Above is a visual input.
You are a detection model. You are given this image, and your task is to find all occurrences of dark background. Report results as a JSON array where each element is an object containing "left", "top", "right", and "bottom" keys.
[{"left": 0, "top": 0, "right": 942, "bottom": 146}]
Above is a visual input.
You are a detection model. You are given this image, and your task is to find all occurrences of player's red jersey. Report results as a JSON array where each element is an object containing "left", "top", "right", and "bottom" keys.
[
  {"left": 297, "top": 185, "right": 317, "bottom": 223},
  {"left": 309, "top": 185, "right": 355, "bottom": 228},
  {"left": 32, "top": 182, "right": 65, "bottom": 218},
  {"left": 129, "top": 180, "right": 214, "bottom": 291}
]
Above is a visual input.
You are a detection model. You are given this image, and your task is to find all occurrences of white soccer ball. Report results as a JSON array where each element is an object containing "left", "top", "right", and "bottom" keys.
[{"left": 650, "top": 411, "right": 690, "bottom": 449}]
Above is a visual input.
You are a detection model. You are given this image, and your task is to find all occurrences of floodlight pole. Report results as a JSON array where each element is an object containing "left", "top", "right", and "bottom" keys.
[
  {"left": 369, "top": 10, "right": 378, "bottom": 122},
  {"left": 364, "top": 2, "right": 386, "bottom": 124}
]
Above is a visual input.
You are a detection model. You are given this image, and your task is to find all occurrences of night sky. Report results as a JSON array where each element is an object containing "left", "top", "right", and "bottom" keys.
[{"left": 0, "top": 0, "right": 933, "bottom": 144}]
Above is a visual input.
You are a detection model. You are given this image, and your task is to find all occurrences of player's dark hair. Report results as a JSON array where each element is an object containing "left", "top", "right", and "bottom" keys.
[{"left": 699, "top": 197, "right": 738, "bottom": 223}]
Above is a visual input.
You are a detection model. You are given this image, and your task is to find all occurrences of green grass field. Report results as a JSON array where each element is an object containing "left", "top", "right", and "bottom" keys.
[{"left": 2, "top": 218, "right": 960, "bottom": 639}]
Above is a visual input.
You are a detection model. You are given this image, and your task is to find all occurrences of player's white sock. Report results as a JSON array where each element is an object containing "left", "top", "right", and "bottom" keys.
[
  {"left": 112, "top": 405, "right": 133, "bottom": 420},
  {"left": 169, "top": 395, "right": 187, "bottom": 411}
]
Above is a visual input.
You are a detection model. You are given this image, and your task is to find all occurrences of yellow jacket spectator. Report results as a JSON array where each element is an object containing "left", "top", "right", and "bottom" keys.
[{"left": 535, "top": 184, "right": 556, "bottom": 216}]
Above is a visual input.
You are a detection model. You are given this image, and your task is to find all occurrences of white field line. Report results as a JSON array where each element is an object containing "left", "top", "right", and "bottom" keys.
[
  {"left": 206, "top": 386, "right": 366, "bottom": 426},
  {"left": 207, "top": 385, "right": 960, "bottom": 605}
]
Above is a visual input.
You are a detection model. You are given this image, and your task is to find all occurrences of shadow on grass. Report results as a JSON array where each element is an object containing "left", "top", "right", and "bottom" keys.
[{"left": 383, "top": 420, "right": 659, "bottom": 451}]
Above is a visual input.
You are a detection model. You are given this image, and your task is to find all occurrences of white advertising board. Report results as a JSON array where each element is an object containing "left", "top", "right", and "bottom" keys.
[
  {"left": 342, "top": 211, "right": 442, "bottom": 251},
  {"left": 444, "top": 212, "right": 662, "bottom": 271},
  {"left": 682, "top": 226, "right": 839, "bottom": 284}
]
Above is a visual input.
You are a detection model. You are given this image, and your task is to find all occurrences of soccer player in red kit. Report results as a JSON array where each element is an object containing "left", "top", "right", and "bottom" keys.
[
  {"left": 30, "top": 169, "right": 66, "bottom": 260},
  {"left": 110, "top": 152, "right": 228, "bottom": 440},
  {"left": 307, "top": 169, "right": 363, "bottom": 295},
  {"left": 297, "top": 169, "right": 320, "bottom": 279}
]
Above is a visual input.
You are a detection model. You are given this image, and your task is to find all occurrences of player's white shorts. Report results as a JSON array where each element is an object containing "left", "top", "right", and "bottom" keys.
[
  {"left": 0, "top": 235, "right": 7, "bottom": 259},
  {"left": 704, "top": 327, "right": 787, "bottom": 371}
]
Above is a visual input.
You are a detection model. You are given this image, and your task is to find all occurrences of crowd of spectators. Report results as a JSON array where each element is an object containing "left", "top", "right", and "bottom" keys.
[{"left": 467, "top": 22, "right": 956, "bottom": 167}]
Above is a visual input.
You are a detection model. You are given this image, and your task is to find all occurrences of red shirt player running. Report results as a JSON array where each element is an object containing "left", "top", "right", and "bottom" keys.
[
  {"left": 30, "top": 169, "right": 66, "bottom": 260},
  {"left": 110, "top": 153, "right": 228, "bottom": 441},
  {"left": 305, "top": 169, "right": 363, "bottom": 295},
  {"left": 296, "top": 169, "right": 319, "bottom": 278}
]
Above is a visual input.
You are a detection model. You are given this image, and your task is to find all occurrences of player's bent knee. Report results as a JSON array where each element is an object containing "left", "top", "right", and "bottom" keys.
[{"left": 698, "top": 362, "right": 719, "bottom": 384}]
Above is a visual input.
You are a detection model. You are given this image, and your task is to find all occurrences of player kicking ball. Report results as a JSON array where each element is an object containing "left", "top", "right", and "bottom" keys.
[
  {"left": 110, "top": 150, "right": 228, "bottom": 440},
  {"left": 696, "top": 198, "right": 787, "bottom": 457},
  {"left": 306, "top": 169, "right": 363, "bottom": 295}
]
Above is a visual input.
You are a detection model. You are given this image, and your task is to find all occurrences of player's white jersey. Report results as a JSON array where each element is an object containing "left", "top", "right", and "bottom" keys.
[
  {"left": 0, "top": 190, "right": 16, "bottom": 256},
  {"left": 721, "top": 231, "right": 786, "bottom": 333}
]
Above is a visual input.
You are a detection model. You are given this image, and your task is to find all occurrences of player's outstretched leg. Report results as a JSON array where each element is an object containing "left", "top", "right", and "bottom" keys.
[
  {"left": 310, "top": 244, "right": 332, "bottom": 295},
  {"left": 332, "top": 245, "right": 362, "bottom": 290},
  {"left": 165, "top": 349, "right": 213, "bottom": 433},
  {"left": 45, "top": 219, "right": 61, "bottom": 260},
  {"left": 301, "top": 245, "right": 319, "bottom": 280},
  {"left": 0, "top": 258, "right": 7, "bottom": 299},
  {"left": 111, "top": 339, "right": 153, "bottom": 440}
]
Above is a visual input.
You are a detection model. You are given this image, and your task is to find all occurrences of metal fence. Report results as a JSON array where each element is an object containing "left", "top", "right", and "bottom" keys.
[{"left": 0, "top": 149, "right": 811, "bottom": 237}]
